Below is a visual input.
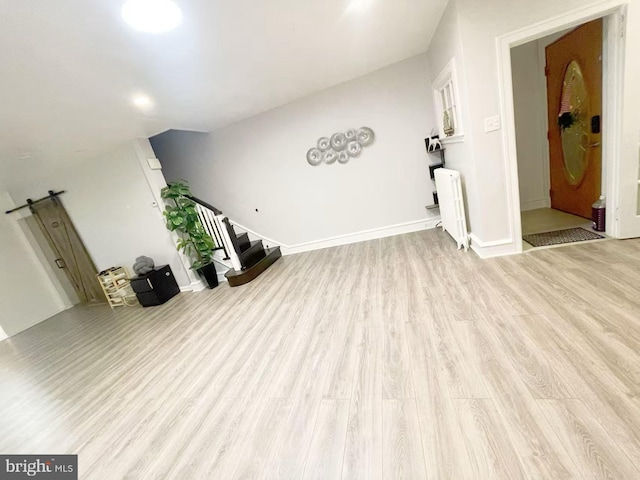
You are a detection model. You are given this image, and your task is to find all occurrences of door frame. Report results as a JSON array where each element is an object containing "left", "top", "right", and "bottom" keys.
[{"left": 497, "top": 1, "right": 627, "bottom": 253}]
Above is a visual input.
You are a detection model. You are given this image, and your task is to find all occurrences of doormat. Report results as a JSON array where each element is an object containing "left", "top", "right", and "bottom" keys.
[{"left": 523, "top": 227, "right": 604, "bottom": 247}]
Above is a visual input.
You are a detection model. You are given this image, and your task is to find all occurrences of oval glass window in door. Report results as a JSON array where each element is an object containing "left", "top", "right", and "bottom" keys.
[{"left": 559, "top": 60, "right": 590, "bottom": 186}]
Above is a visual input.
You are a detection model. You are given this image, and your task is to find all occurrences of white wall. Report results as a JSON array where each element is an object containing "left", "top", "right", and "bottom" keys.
[
  {"left": 426, "top": 0, "right": 479, "bottom": 232},
  {"left": 511, "top": 30, "right": 573, "bottom": 212},
  {"left": 618, "top": 0, "right": 640, "bottom": 237},
  {"left": 152, "top": 54, "right": 439, "bottom": 246},
  {"left": 511, "top": 41, "right": 549, "bottom": 211},
  {"left": 0, "top": 192, "right": 66, "bottom": 339},
  {"left": 150, "top": 131, "right": 210, "bottom": 189},
  {"left": 132, "top": 138, "right": 202, "bottom": 288},
  {"left": 7, "top": 141, "right": 192, "bottom": 293}
]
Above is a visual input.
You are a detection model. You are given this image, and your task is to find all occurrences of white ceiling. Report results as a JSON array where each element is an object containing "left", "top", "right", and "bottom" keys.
[{"left": 0, "top": 0, "right": 447, "bottom": 180}]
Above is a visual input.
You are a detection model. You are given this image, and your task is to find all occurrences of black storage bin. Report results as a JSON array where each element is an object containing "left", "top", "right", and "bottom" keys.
[{"left": 131, "top": 265, "right": 179, "bottom": 307}]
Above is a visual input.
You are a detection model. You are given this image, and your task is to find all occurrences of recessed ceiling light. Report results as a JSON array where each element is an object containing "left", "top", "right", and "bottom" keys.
[
  {"left": 346, "top": 0, "right": 374, "bottom": 13},
  {"left": 132, "top": 94, "right": 153, "bottom": 108},
  {"left": 121, "top": 0, "right": 183, "bottom": 34}
]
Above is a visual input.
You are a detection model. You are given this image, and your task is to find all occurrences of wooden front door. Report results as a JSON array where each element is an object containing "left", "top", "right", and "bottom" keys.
[
  {"left": 546, "top": 18, "right": 602, "bottom": 219},
  {"left": 30, "top": 196, "right": 105, "bottom": 304}
]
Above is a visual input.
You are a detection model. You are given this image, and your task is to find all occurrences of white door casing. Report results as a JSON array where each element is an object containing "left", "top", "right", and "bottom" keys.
[{"left": 497, "top": 1, "right": 640, "bottom": 247}]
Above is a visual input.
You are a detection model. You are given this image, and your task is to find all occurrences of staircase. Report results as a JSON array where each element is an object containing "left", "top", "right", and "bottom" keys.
[
  {"left": 190, "top": 196, "right": 281, "bottom": 287},
  {"left": 222, "top": 219, "right": 282, "bottom": 287}
]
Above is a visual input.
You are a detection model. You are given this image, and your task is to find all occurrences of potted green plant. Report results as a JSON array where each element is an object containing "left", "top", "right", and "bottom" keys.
[{"left": 160, "top": 180, "right": 218, "bottom": 289}]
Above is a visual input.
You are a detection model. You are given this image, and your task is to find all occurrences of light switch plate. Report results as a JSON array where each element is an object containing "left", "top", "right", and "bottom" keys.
[
  {"left": 484, "top": 115, "right": 501, "bottom": 132},
  {"left": 147, "top": 157, "right": 162, "bottom": 170}
]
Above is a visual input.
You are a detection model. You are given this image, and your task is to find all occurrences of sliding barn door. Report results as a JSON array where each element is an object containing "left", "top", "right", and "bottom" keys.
[{"left": 30, "top": 197, "right": 105, "bottom": 304}]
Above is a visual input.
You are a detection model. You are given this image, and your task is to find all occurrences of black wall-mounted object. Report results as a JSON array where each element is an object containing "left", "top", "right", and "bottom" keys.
[
  {"left": 425, "top": 136, "right": 442, "bottom": 153},
  {"left": 131, "top": 265, "right": 179, "bottom": 307},
  {"left": 591, "top": 115, "right": 601, "bottom": 134},
  {"left": 429, "top": 163, "right": 444, "bottom": 180},
  {"left": 426, "top": 145, "right": 445, "bottom": 168},
  {"left": 5, "top": 190, "right": 66, "bottom": 214}
]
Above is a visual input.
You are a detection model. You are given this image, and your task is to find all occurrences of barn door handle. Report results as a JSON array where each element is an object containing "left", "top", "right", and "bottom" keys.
[{"left": 54, "top": 258, "right": 65, "bottom": 269}]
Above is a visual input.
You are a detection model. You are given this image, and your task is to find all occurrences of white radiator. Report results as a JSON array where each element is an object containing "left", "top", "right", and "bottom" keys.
[{"left": 434, "top": 168, "right": 469, "bottom": 251}]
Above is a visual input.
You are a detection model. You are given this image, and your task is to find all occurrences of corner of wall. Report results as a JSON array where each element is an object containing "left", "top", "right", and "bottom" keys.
[
  {"left": 469, "top": 233, "right": 520, "bottom": 258},
  {"left": 133, "top": 138, "right": 200, "bottom": 288},
  {"left": 0, "top": 191, "right": 70, "bottom": 338}
]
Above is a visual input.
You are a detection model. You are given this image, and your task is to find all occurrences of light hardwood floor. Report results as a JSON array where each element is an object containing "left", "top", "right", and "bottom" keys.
[{"left": 1, "top": 228, "right": 640, "bottom": 479}]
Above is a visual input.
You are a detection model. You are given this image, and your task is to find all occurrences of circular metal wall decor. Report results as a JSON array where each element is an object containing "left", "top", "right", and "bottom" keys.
[
  {"left": 323, "top": 149, "right": 337, "bottom": 164},
  {"left": 330, "top": 132, "right": 347, "bottom": 151},
  {"left": 345, "top": 128, "right": 357, "bottom": 141},
  {"left": 346, "top": 141, "right": 362, "bottom": 157},
  {"left": 306, "top": 126, "right": 375, "bottom": 166},
  {"left": 356, "top": 127, "right": 375, "bottom": 146},
  {"left": 307, "top": 148, "right": 323, "bottom": 166},
  {"left": 317, "top": 137, "right": 331, "bottom": 151}
]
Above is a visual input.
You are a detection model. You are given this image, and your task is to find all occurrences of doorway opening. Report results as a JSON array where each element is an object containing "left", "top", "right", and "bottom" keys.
[
  {"left": 511, "top": 19, "right": 608, "bottom": 250},
  {"left": 497, "top": 2, "right": 628, "bottom": 253}
]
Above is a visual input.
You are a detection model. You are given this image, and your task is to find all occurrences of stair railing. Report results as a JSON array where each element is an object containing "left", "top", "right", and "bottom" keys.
[
  {"left": 194, "top": 204, "right": 226, "bottom": 255},
  {"left": 189, "top": 196, "right": 242, "bottom": 271},
  {"left": 218, "top": 216, "right": 242, "bottom": 271}
]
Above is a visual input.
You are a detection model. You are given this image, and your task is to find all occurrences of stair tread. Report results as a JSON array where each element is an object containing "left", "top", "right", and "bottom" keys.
[
  {"left": 239, "top": 240, "right": 263, "bottom": 257},
  {"left": 225, "top": 247, "right": 282, "bottom": 286}
]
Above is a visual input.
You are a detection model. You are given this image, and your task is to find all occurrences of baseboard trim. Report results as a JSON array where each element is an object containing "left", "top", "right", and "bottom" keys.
[
  {"left": 520, "top": 198, "right": 550, "bottom": 211},
  {"left": 229, "top": 217, "right": 441, "bottom": 256},
  {"left": 282, "top": 218, "right": 441, "bottom": 255},
  {"left": 1, "top": 305, "right": 70, "bottom": 341},
  {"left": 180, "top": 280, "right": 205, "bottom": 292},
  {"left": 469, "top": 233, "right": 519, "bottom": 258}
]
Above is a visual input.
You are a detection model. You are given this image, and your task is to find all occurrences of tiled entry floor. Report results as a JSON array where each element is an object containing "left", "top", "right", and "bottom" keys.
[{"left": 521, "top": 208, "right": 602, "bottom": 251}]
